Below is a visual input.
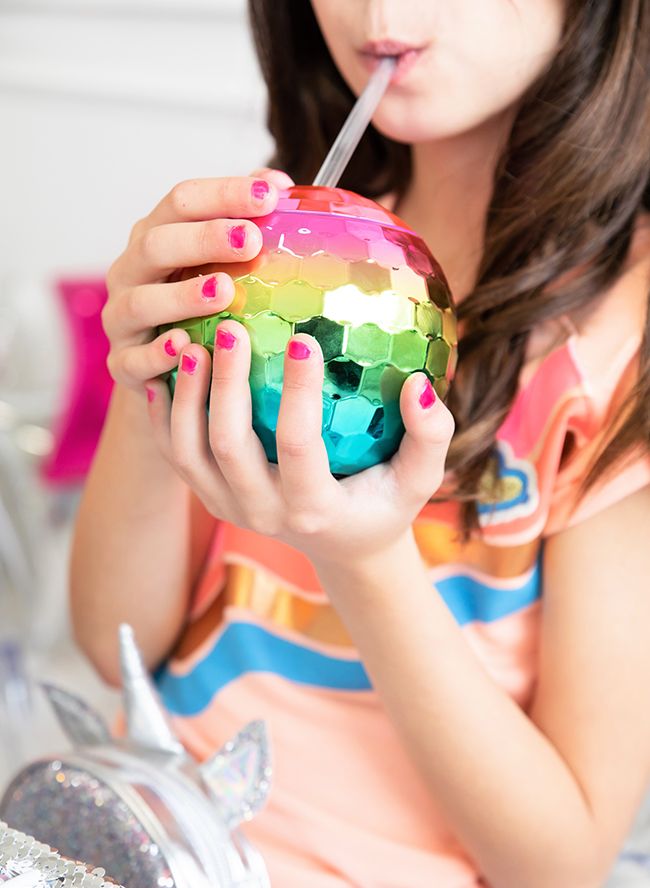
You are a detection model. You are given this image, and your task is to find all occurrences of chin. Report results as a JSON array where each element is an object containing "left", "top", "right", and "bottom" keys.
[
  {"left": 370, "top": 104, "right": 478, "bottom": 145},
  {"left": 371, "top": 94, "right": 516, "bottom": 147}
]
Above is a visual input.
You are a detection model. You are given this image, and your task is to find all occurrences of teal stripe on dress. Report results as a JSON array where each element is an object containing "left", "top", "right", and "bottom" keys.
[
  {"left": 156, "top": 622, "right": 372, "bottom": 715},
  {"left": 436, "top": 556, "right": 541, "bottom": 625},
  {"left": 156, "top": 558, "right": 542, "bottom": 716}
]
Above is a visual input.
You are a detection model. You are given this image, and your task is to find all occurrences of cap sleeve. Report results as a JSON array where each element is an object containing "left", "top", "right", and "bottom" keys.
[
  {"left": 543, "top": 242, "right": 650, "bottom": 535},
  {"left": 543, "top": 339, "right": 650, "bottom": 536},
  {"left": 475, "top": 243, "right": 650, "bottom": 544}
]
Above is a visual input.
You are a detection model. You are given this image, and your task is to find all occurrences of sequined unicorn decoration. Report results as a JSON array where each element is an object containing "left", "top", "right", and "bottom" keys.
[
  {"left": 0, "top": 624, "right": 272, "bottom": 888},
  {"left": 0, "top": 820, "right": 124, "bottom": 887}
]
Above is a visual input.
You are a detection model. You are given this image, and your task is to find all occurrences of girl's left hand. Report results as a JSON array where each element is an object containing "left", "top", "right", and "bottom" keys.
[{"left": 146, "top": 322, "right": 455, "bottom": 570}]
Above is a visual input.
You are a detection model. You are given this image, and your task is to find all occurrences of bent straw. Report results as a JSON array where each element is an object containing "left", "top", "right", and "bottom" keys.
[{"left": 312, "top": 55, "right": 397, "bottom": 189}]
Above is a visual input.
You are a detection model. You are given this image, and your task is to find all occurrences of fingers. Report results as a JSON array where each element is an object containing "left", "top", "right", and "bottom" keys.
[
  {"left": 104, "top": 170, "right": 295, "bottom": 398},
  {"left": 102, "top": 272, "right": 236, "bottom": 339},
  {"left": 388, "top": 372, "right": 456, "bottom": 504},
  {"left": 118, "top": 216, "right": 265, "bottom": 286},
  {"left": 146, "top": 347, "right": 246, "bottom": 535},
  {"left": 142, "top": 377, "right": 175, "bottom": 465},
  {"left": 206, "top": 320, "right": 281, "bottom": 532},
  {"left": 275, "top": 334, "right": 339, "bottom": 528},
  {"left": 165, "top": 345, "right": 228, "bottom": 490},
  {"left": 108, "top": 328, "right": 190, "bottom": 389},
  {"left": 249, "top": 167, "right": 295, "bottom": 190},
  {"left": 140, "top": 175, "right": 282, "bottom": 230}
]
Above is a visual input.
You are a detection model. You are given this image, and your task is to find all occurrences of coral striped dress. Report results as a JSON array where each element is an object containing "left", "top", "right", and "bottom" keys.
[{"left": 154, "top": 220, "right": 650, "bottom": 887}]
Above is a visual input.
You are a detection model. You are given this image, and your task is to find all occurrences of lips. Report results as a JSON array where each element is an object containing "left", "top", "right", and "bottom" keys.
[
  {"left": 359, "top": 39, "right": 423, "bottom": 55},
  {"left": 357, "top": 39, "right": 428, "bottom": 84}
]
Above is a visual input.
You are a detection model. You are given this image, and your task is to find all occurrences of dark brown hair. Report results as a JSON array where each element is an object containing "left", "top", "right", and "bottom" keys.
[{"left": 248, "top": 0, "right": 650, "bottom": 541}]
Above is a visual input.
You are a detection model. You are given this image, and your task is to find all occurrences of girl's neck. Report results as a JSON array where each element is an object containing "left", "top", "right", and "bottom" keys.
[{"left": 392, "top": 107, "right": 516, "bottom": 303}]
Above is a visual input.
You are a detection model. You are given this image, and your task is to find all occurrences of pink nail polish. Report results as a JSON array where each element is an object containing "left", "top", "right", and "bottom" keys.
[
  {"left": 419, "top": 379, "right": 436, "bottom": 409},
  {"left": 251, "top": 179, "right": 270, "bottom": 201},
  {"left": 181, "top": 353, "right": 198, "bottom": 375},
  {"left": 216, "top": 328, "right": 236, "bottom": 350},
  {"left": 288, "top": 340, "right": 311, "bottom": 360},
  {"left": 201, "top": 275, "right": 218, "bottom": 300},
  {"left": 229, "top": 225, "right": 246, "bottom": 249},
  {"left": 164, "top": 338, "right": 176, "bottom": 357},
  {"left": 145, "top": 386, "right": 155, "bottom": 403}
]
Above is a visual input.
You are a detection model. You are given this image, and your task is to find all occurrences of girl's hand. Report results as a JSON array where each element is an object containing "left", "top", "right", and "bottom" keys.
[
  {"left": 145, "top": 322, "right": 455, "bottom": 570},
  {"left": 101, "top": 167, "right": 294, "bottom": 392}
]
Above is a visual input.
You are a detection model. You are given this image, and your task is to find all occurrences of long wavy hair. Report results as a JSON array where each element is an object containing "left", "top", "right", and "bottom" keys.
[{"left": 248, "top": 0, "right": 650, "bottom": 542}]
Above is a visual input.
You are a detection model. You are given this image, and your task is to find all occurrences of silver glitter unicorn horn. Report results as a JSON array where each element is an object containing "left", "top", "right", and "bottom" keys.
[{"left": 118, "top": 623, "right": 185, "bottom": 758}]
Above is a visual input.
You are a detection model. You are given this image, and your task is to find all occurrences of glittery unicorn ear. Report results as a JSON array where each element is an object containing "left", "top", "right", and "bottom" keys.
[
  {"left": 118, "top": 624, "right": 185, "bottom": 758},
  {"left": 41, "top": 683, "right": 111, "bottom": 748},
  {"left": 199, "top": 720, "right": 272, "bottom": 830}
]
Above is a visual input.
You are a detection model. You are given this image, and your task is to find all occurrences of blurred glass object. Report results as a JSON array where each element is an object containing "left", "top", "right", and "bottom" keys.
[
  {"left": 0, "top": 270, "right": 115, "bottom": 785},
  {"left": 605, "top": 803, "right": 650, "bottom": 887},
  {"left": 0, "top": 642, "right": 31, "bottom": 780},
  {"left": 0, "top": 272, "right": 65, "bottom": 782}
]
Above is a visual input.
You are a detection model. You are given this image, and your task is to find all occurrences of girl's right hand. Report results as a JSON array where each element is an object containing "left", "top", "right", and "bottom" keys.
[{"left": 101, "top": 167, "right": 295, "bottom": 392}]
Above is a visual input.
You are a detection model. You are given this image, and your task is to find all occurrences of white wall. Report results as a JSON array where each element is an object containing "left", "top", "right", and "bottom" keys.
[
  {"left": 0, "top": 0, "right": 273, "bottom": 279},
  {"left": 0, "top": 0, "right": 274, "bottom": 417}
]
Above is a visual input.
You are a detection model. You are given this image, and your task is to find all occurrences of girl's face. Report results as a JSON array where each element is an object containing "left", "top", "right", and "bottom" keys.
[{"left": 309, "top": 0, "right": 565, "bottom": 143}]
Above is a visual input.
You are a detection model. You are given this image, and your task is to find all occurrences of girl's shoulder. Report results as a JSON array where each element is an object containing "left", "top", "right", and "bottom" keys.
[
  {"left": 524, "top": 210, "right": 650, "bottom": 378},
  {"left": 482, "top": 211, "right": 650, "bottom": 541},
  {"left": 554, "top": 210, "right": 650, "bottom": 387}
]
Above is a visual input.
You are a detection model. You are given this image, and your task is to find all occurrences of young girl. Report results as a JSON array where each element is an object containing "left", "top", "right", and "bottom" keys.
[{"left": 70, "top": 0, "right": 650, "bottom": 885}]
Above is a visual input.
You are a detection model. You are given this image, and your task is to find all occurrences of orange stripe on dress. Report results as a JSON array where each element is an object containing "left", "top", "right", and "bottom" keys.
[
  {"left": 190, "top": 521, "right": 325, "bottom": 618},
  {"left": 220, "top": 523, "right": 324, "bottom": 593},
  {"left": 175, "top": 562, "right": 354, "bottom": 660},
  {"left": 175, "top": 513, "right": 541, "bottom": 663},
  {"left": 412, "top": 519, "right": 540, "bottom": 577}
]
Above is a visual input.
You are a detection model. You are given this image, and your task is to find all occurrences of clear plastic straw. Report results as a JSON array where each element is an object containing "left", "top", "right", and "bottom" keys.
[{"left": 312, "top": 56, "right": 397, "bottom": 188}]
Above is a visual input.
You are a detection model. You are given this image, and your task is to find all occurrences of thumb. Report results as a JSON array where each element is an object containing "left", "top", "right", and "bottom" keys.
[
  {"left": 249, "top": 167, "right": 295, "bottom": 190},
  {"left": 389, "top": 372, "right": 455, "bottom": 503}
]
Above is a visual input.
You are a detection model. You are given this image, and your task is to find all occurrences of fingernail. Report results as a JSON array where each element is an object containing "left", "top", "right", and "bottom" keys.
[
  {"left": 145, "top": 386, "right": 155, "bottom": 403},
  {"left": 251, "top": 179, "right": 270, "bottom": 201},
  {"left": 288, "top": 340, "right": 311, "bottom": 360},
  {"left": 201, "top": 275, "right": 218, "bottom": 300},
  {"left": 216, "top": 328, "right": 237, "bottom": 350},
  {"left": 419, "top": 378, "right": 436, "bottom": 409},
  {"left": 229, "top": 225, "right": 246, "bottom": 249},
  {"left": 164, "top": 338, "right": 177, "bottom": 357},
  {"left": 181, "top": 353, "right": 198, "bottom": 375}
]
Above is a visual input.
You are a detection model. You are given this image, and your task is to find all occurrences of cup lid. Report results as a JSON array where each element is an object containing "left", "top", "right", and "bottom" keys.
[{"left": 275, "top": 185, "right": 413, "bottom": 231}]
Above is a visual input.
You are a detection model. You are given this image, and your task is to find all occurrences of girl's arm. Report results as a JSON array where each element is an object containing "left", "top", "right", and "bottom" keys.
[
  {"left": 69, "top": 384, "right": 217, "bottom": 686},
  {"left": 313, "top": 483, "right": 650, "bottom": 888}
]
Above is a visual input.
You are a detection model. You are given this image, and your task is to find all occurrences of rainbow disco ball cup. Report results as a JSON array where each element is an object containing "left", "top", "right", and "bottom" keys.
[{"left": 161, "top": 185, "right": 457, "bottom": 477}]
